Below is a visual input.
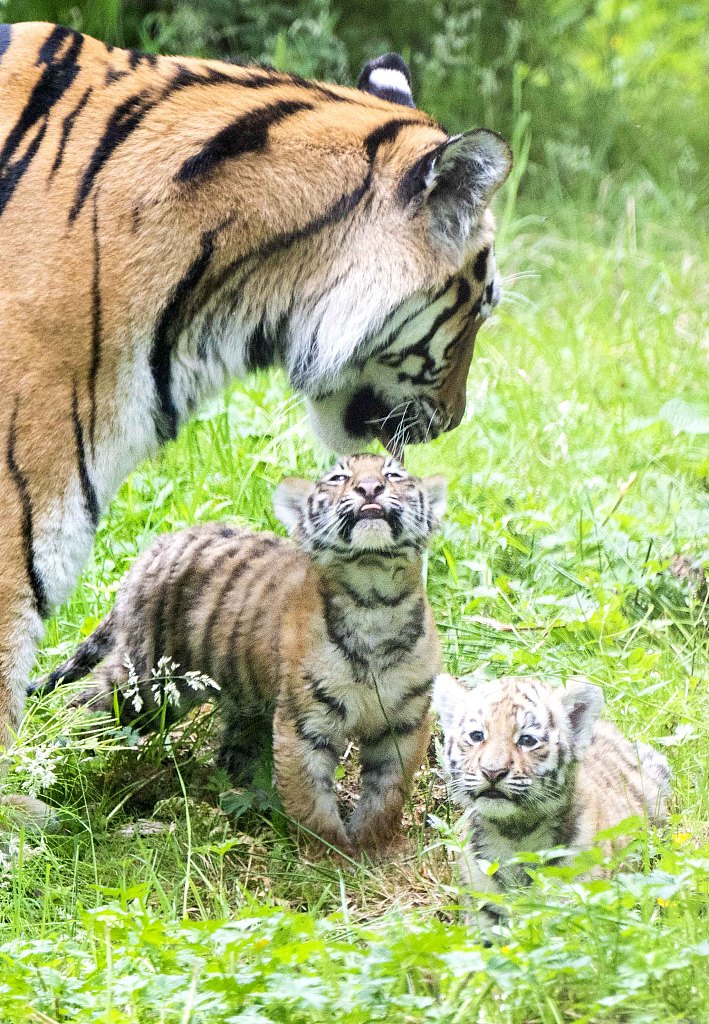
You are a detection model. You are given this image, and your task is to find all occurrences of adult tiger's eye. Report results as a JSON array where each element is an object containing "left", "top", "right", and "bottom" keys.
[
  {"left": 469, "top": 729, "right": 484, "bottom": 743},
  {"left": 517, "top": 734, "right": 537, "bottom": 748}
]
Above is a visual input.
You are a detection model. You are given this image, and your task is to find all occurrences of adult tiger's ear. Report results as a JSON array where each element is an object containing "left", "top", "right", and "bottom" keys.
[
  {"left": 273, "top": 478, "right": 312, "bottom": 532},
  {"left": 404, "top": 130, "right": 512, "bottom": 251},
  {"left": 422, "top": 475, "right": 447, "bottom": 521},
  {"left": 559, "top": 677, "right": 604, "bottom": 753},
  {"left": 357, "top": 53, "right": 415, "bottom": 108}
]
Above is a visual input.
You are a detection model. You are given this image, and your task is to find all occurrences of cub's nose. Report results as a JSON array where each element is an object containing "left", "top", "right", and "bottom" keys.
[
  {"left": 481, "top": 765, "right": 509, "bottom": 783},
  {"left": 354, "top": 477, "right": 385, "bottom": 502}
]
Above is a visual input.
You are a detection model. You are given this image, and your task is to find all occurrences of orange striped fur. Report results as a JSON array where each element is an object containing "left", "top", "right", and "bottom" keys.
[
  {"left": 0, "top": 23, "right": 510, "bottom": 807},
  {"left": 38, "top": 456, "right": 445, "bottom": 856}
]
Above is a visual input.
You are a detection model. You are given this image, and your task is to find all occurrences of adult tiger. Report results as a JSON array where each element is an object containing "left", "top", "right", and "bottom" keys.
[{"left": 0, "top": 23, "right": 511, "bottom": 813}]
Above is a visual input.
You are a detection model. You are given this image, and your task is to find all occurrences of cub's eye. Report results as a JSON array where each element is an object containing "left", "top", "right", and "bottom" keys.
[
  {"left": 517, "top": 734, "right": 538, "bottom": 749},
  {"left": 468, "top": 730, "right": 485, "bottom": 743},
  {"left": 326, "top": 473, "right": 350, "bottom": 485},
  {"left": 384, "top": 470, "right": 408, "bottom": 481}
]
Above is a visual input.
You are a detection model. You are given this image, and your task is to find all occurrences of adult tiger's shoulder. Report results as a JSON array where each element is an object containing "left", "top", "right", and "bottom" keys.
[{"left": 0, "top": 23, "right": 510, "bottom": 811}]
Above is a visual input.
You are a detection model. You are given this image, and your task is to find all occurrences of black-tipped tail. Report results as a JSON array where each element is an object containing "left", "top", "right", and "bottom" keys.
[{"left": 28, "top": 612, "right": 115, "bottom": 697}]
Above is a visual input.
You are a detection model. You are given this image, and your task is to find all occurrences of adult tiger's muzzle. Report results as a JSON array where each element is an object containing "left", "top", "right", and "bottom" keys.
[{"left": 374, "top": 314, "right": 482, "bottom": 458}]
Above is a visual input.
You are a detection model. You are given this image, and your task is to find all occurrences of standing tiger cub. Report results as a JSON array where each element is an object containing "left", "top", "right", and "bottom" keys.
[
  {"left": 35, "top": 455, "right": 445, "bottom": 857},
  {"left": 0, "top": 21, "right": 511, "bottom": 797},
  {"left": 433, "top": 674, "right": 670, "bottom": 921}
]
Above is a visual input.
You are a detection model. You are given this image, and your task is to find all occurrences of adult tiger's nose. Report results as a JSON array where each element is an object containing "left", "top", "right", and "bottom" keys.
[
  {"left": 354, "top": 478, "right": 385, "bottom": 502},
  {"left": 481, "top": 765, "right": 509, "bottom": 783}
]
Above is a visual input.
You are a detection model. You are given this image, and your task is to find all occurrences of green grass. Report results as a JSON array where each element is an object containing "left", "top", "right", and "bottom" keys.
[{"left": 1, "top": 187, "right": 708, "bottom": 1022}]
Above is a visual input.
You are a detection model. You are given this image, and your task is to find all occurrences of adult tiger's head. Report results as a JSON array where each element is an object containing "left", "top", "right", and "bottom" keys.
[
  {"left": 273, "top": 453, "right": 446, "bottom": 558},
  {"left": 137, "top": 46, "right": 511, "bottom": 451},
  {"left": 295, "top": 58, "right": 512, "bottom": 455},
  {"left": 433, "top": 674, "right": 604, "bottom": 822}
]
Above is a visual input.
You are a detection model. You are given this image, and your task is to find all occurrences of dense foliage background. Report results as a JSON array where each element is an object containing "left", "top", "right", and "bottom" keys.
[{"left": 4, "top": 0, "right": 709, "bottom": 218}]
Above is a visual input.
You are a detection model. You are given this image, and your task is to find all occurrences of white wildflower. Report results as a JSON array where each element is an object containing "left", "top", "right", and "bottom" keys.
[
  {"left": 183, "top": 671, "right": 220, "bottom": 693},
  {"left": 13, "top": 743, "right": 59, "bottom": 798},
  {"left": 123, "top": 654, "right": 144, "bottom": 713}
]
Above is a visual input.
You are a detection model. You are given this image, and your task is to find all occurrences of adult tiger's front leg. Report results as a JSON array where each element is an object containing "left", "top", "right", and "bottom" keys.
[{"left": 0, "top": 391, "right": 98, "bottom": 825}]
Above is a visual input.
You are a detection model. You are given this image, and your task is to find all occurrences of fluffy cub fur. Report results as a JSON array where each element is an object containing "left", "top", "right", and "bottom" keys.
[
  {"left": 433, "top": 674, "right": 670, "bottom": 915},
  {"left": 37, "top": 455, "right": 445, "bottom": 856}
]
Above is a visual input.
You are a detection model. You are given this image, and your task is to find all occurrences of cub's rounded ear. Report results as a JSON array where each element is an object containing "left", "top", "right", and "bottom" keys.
[
  {"left": 273, "top": 478, "right": 312, "bottom": 532},
  {"left": 357, "top": 53, "right": 415, "bottom": 108},
  {"left": 432, "top": 673, "right": 467, "bottom": 732},
  {"left": 559, "top": 677, "right": 604, "bottom": 752},
  {"left": 423, "top": 475, "right": 447, "bottom": 521},
  {"left": 403, "top": 129, "right": 512, "bottom": 252}
]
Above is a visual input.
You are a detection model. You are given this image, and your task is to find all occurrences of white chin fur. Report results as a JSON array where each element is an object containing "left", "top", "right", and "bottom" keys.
[
  {"left": 350, "top": 520, "right": 394, "bottom": 550},
  {"left": 475, "top": 796, "right": 520, "bottom": 821}
]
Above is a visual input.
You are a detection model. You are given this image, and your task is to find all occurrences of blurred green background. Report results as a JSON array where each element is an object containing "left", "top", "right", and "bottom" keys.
[{"left": 2, "top": 0, "right": 707, "bottom": 223}]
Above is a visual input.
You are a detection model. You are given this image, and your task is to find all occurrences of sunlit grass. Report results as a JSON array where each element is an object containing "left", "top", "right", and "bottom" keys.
[{"left": 1, "top": 189, "right": 707, "bottom": 1021}]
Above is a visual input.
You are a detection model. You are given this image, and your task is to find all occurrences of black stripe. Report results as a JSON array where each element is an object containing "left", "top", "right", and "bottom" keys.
[
  {"left": 128, "top": 50, "right": 158, "bottom": 70},
  {"left": 473, "top": 247, "right": 490, "bottom": 282},
  {"left": 243, "top": 315, "right": 287, "bottom": 373},
  {"left": 175, "top": 99, "right": 314, "bottom": 184},
  {"left": 336, "top": 579, "right": 413, "bottom": 608},
  {"left": 67, "top": 62, "right": 266, "bottom": 222},
  {"left": 69, "top": 90, "right": 158, "bottom": 223},
  {"left": 223, "top": 538, "right": 281, "bottom": 671},
  {"left": 50, "top": 84, "right": 92, "bottom": 177},
  {"left": 154, "top": 533, "right": 216, "bottom": 665},
  {"left": 380, "top": 277, "right": 471, "bottom": 378},
  {"left": 149, "top": 229, "right": 216, "bottom": 441},
  {"left": 71, "top": 382, "right": 99, "bottom": 528},
  {"left": 0, "top": 23, "right": 11, "bottom": 62},
  {"left": 0, "top": 26, "right": 82, "bottom": 216},
  {"left": 401, "top": 677, "right": 434, "bottom": 705},
  {"left": 105, "top": 67, "right": 129, "bottom": 86},
  {"left": 200, "top": 551, "right": 254, "bottom": 676},
  {"left": 294, "top": 718, "right": 339, "bottom": 759},
  {"left": 362, "top": 713, "right": 426, "bottom": 749},
  {"left": 308, "top": 676, "right": 347, "bottom": 720},
  {"left": 89, "top": 196, "right": 102, "bottom": 451},
  {"left": 6, "top": 398, "right": 48, "bottom": 617}
]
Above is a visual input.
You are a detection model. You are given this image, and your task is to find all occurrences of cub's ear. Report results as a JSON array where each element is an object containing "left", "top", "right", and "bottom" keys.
[
  {"left": 357, "top": 53, "right": 415, "bottom": 108},
  {"left": 559, "top": 677, "right": 604, "bottom": 752},
  {"left": 405, "top": 129, "right": 511, "bottom": 251},
  {"left": 432, "top": 673, "right": 468, "bottom": 732},
  {"left": 273, "top": 478, "right": 312, "bottom": 532},
  {"left": 422, "top": 475, "right": 447, "bottom": 521}
]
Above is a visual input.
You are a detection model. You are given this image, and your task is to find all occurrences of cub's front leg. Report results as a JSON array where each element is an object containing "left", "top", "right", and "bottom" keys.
[
  {"left": 349, "top": 716, "right": 431, "bottom": 858},
  {"left": 272, "top": 700, "right": 352, "bottom": 858}
]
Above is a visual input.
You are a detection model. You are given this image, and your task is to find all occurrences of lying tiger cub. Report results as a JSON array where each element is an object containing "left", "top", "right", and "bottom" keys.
[
  {"left": 433, "top": 674, "right": 670, "bottom": 921},
  {"left": 35, "top": 455, "right": 445, "bottom": 858}
]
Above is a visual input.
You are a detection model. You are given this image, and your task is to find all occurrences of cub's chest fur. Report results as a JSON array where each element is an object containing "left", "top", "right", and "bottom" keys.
[{"left": 303, "top": 585, "right": 438, "bottom": 735}]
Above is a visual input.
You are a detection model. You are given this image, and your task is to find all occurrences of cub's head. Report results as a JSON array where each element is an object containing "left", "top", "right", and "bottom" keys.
[
  {"left": 433, "top": 675, "right": 604, "bottom": 821},
  {"left": 273, "top": 453, "right": 446, "bottom": 559}
]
